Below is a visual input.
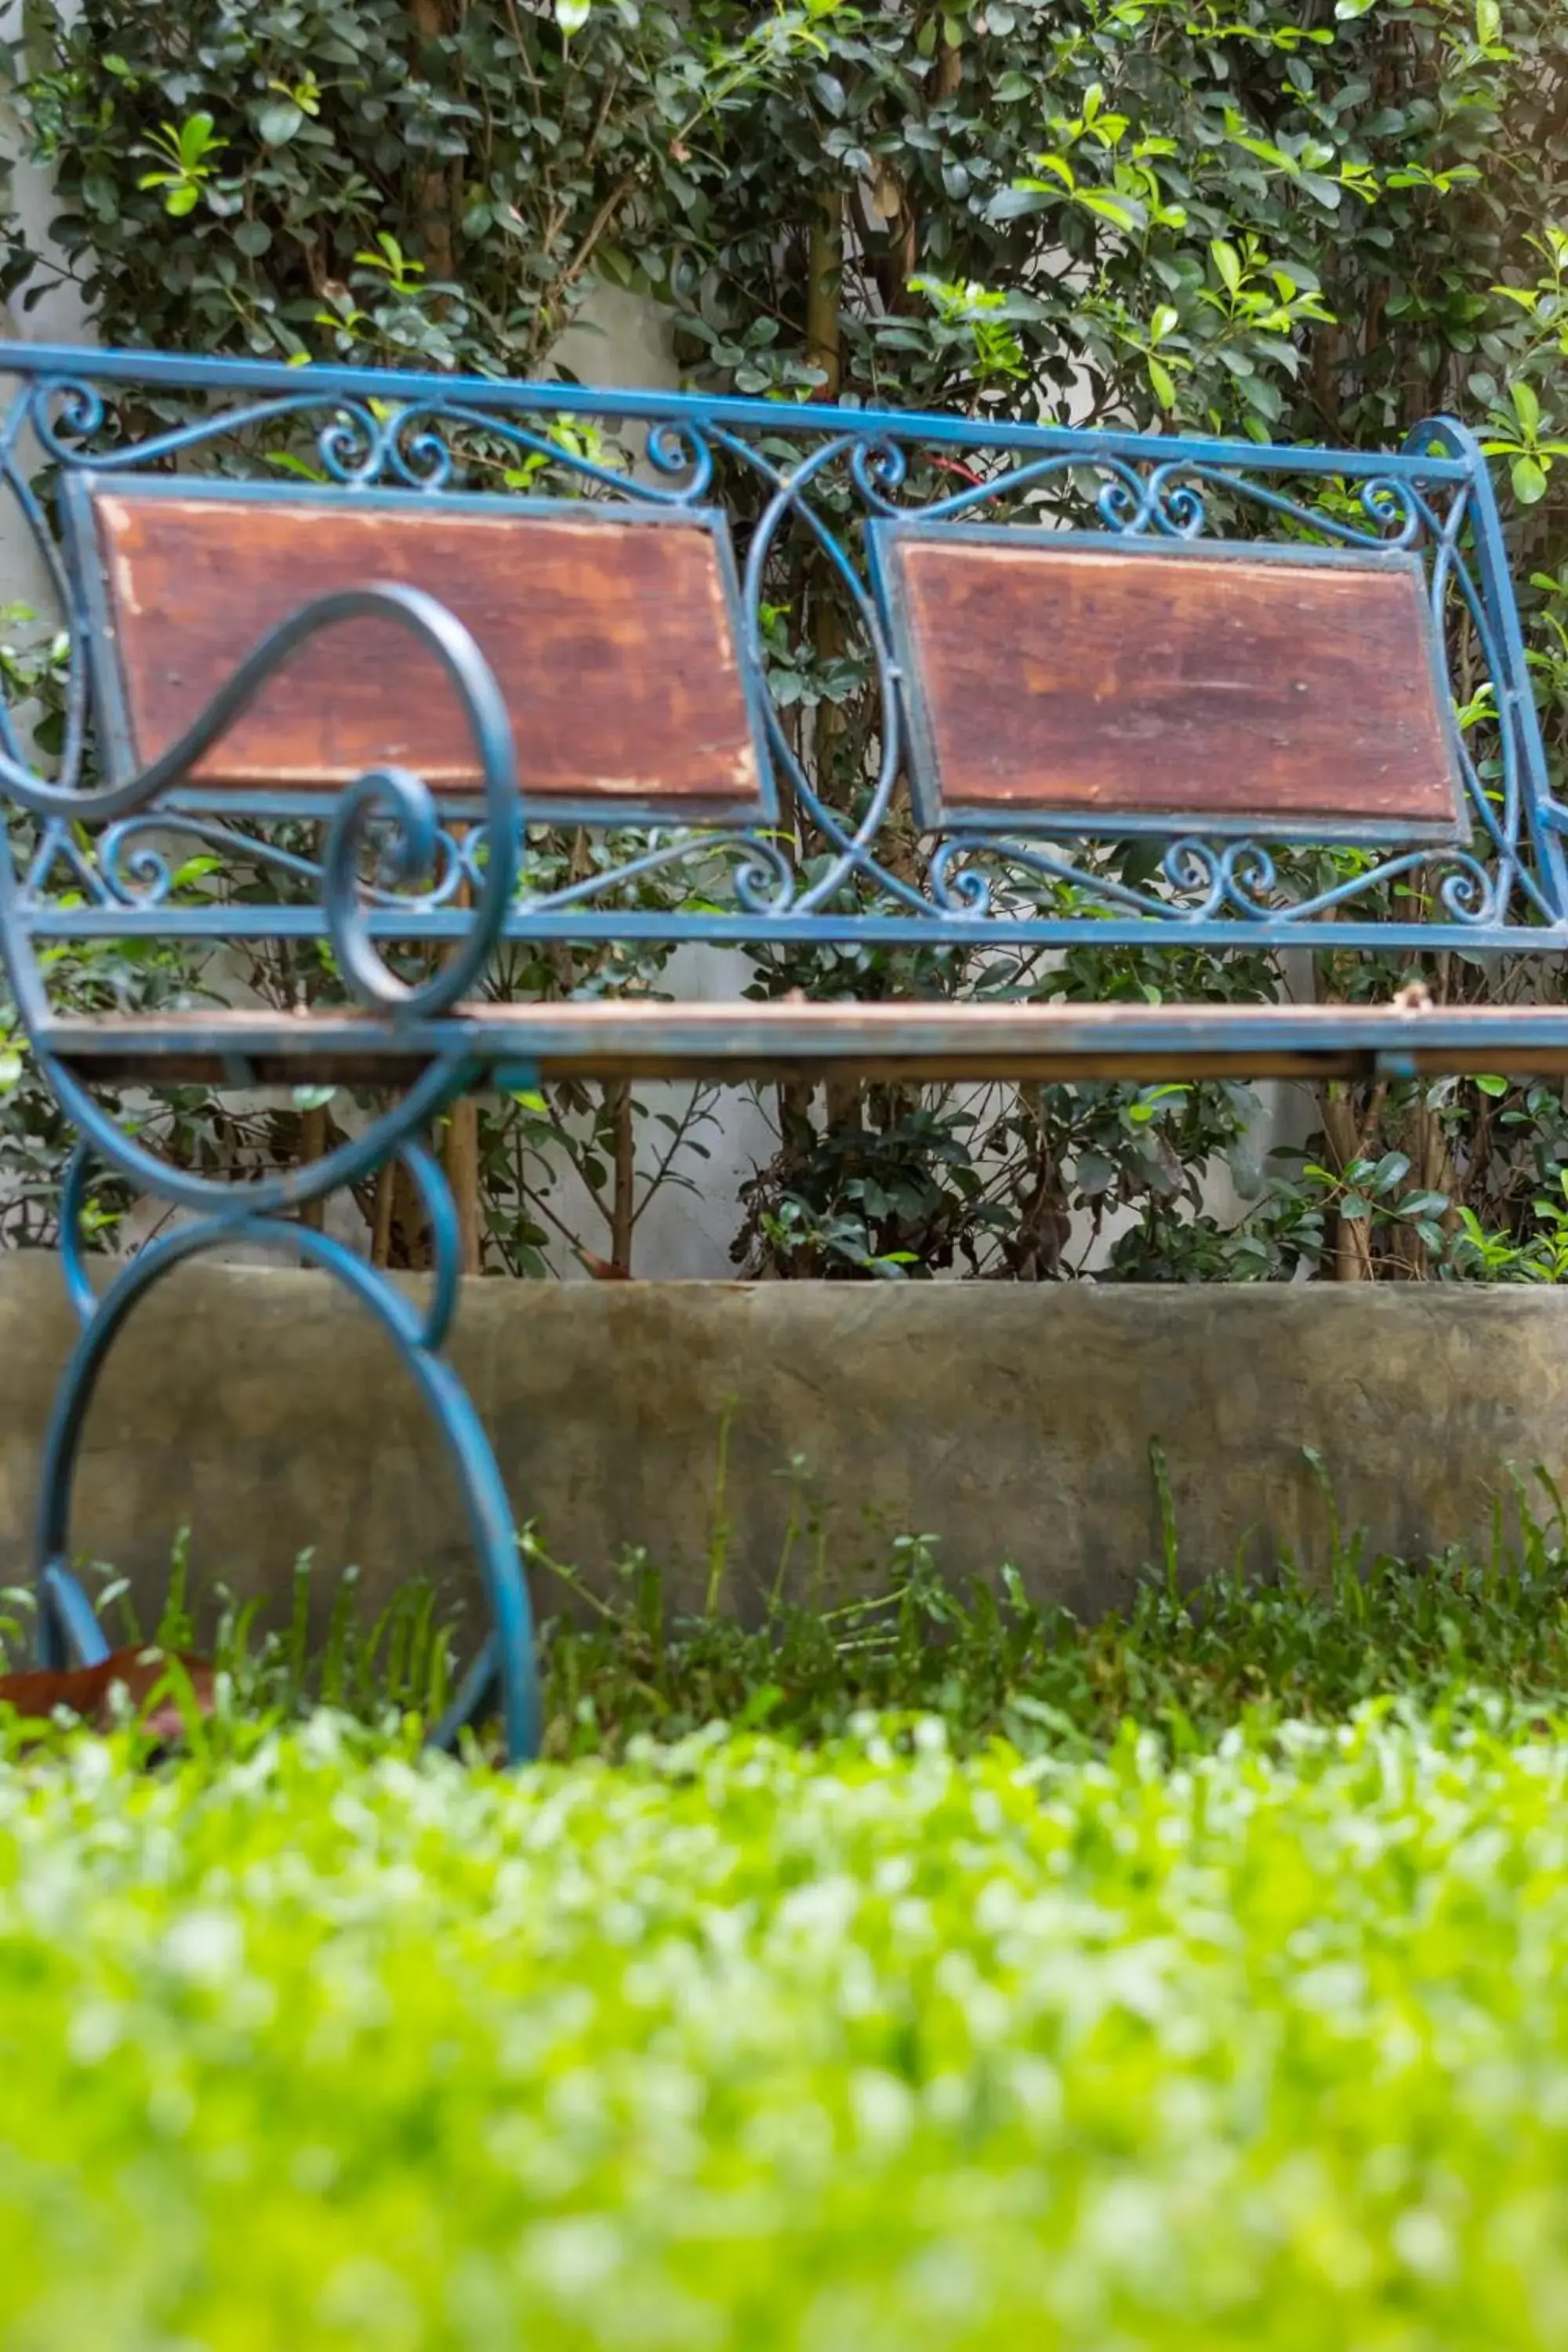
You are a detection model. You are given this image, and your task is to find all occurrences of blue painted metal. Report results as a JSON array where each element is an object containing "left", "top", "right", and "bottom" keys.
[
  {"left": 0, "top": 338, "right": 1479, "bottom": 477},
  {"left": 0, "top": 343, "right": 1561, "bottom": 946},
  {"left": 0, "top": 343, "right": 1554, "bottom": 950},
  {"left": 38, "top": 1565, "right": 111, "bottom": 1676},
  {"left": 8, "top": 904, "right": 1546, "bottom": 955},
  {"left": 0, "top": 336, "right": 1560, "bottom": 1754},
  {"left": 0, "top": 371, "right": 543, "bottom": 1749},
  {"left": 35, "top": 1135, "right": 540, "bottom": 1762}
]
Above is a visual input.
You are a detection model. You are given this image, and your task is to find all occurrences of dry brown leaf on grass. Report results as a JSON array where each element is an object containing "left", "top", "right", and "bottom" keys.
[{"left": 0, "top": 1650, "right": 216, "bottom": 1749}]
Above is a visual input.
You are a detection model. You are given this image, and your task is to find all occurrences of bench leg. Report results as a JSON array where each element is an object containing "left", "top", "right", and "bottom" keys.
[{"left": 36, "top": 1135, "right": 542, "bottom": 1764}]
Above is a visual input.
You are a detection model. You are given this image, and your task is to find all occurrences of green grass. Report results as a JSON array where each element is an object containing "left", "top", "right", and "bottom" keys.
[
  {"left": 529, "top": 1502, "right": 1568, "bottom": 1762},
  {"left": 7, "top": 1486, "right": 1568, "bottom": 2346},
  {"left": 24, "top": 1457, "right": 1568, "bottom": 1766},
  {"left": 5, "top": 1705, "right": 1568, "bottom": 2347}
]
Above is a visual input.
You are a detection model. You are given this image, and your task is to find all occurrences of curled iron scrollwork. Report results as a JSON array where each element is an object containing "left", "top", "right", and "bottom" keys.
[{"left": 0, "top": 354, "right": 1561, "bottom": 946}]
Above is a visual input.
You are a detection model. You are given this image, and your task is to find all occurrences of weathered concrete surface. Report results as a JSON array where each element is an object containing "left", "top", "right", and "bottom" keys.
[{"left": 0, "top": 1252, "right": 1563, "bottom": 1631}]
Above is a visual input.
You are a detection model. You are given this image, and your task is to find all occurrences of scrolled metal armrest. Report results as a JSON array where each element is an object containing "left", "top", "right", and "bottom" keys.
[{"left": 0, "top": 579, "right": 519, "bottom": 1018}]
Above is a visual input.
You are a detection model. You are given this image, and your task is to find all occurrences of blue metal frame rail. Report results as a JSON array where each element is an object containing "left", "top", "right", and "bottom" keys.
[{"left": 1, "top": 339, "right": 1561, "bottom": 956}]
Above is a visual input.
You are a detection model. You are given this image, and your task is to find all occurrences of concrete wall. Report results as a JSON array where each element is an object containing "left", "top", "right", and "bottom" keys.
[{"left": 0, "top": 1254, "right": 1563, "bottom": 1639}]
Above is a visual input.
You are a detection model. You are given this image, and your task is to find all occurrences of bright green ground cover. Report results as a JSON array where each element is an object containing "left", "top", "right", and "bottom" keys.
[{"left": 5, "top": 1527, "right": 1568, "bottom": 2349}]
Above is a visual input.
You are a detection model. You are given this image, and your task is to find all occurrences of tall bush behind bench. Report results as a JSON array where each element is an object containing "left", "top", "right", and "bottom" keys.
[{"left": 4, "top": 0, "right": 1568, "bottom": 1282}]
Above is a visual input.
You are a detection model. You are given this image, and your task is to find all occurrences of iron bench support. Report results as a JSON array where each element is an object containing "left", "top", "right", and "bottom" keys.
[{"left": 2, "top": 337, "right": 1563, "bottom": 1765}]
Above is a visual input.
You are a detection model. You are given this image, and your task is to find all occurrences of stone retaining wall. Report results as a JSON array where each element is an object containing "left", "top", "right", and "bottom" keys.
[{"left": 1, "top": 1257, "right": 1562, "bottom": 1632}]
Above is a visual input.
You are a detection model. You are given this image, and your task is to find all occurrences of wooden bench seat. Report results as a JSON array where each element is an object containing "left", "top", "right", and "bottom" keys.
[{"left": 40, "top": 996, "right": 1568, "bottom": 1088}]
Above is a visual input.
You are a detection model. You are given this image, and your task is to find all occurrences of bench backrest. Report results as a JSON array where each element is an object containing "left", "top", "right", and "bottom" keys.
[
  {"left": 0, "top": 340, "right": 1559, "bottom": 995},
  {"left": 65, "top": 477, "right": 771, "bottom": 827},
  {"left": 871, "top": 526, "right": 1462, "bottom": 845}
]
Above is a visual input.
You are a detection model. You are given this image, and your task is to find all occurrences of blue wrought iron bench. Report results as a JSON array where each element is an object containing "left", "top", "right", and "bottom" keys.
[{"left": 2, "top": 337, "right": 1564, "bottom": 1762}]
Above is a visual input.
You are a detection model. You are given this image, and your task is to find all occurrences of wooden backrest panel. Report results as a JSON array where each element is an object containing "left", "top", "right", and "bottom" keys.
[
  {"left": 74, "top": 482, "right": 770, "bottom": 822},
  {"left": 872, "top": 526, "right": 1465, "bottom": 843}
]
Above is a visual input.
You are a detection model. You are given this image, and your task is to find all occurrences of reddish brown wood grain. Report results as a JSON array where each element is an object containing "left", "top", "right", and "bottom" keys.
[
  {"left": 890, "top": 539, "right": 1462, "bottom": 833},
  {"left": 90, "top": 491, "right": 764, "bottom": 813}
]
